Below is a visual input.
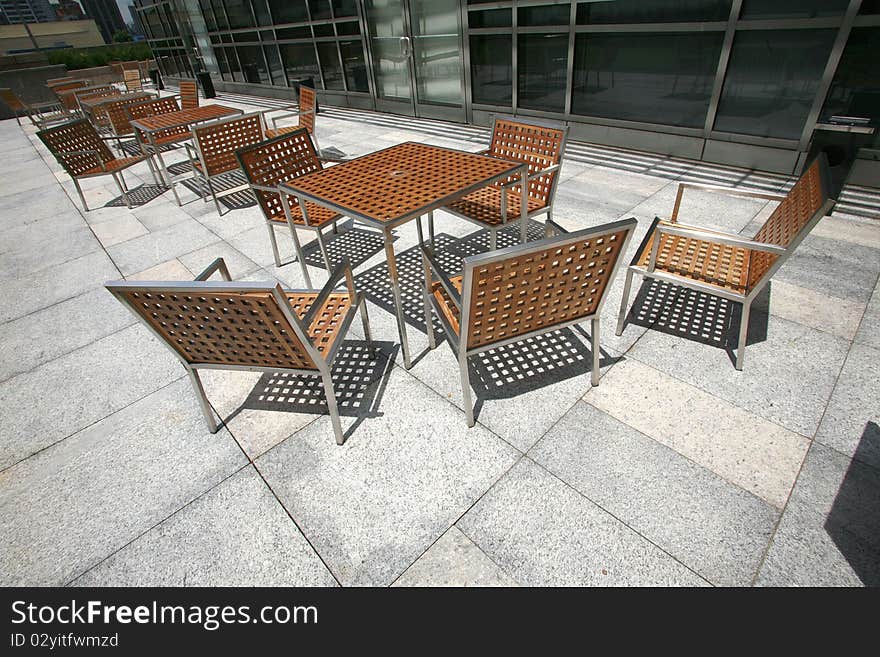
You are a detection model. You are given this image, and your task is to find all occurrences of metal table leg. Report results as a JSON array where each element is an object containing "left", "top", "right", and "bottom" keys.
[{"left": 383, "top": 226, "right": 412, "bottom": 369}]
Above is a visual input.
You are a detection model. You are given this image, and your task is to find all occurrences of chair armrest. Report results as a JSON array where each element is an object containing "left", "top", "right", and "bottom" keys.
[
  {"left": 544, "top": 218, "right": 569, "bottom": 236},
  {"left": 272, "top": 109, "right": 314, "bottom": 130},
  {"left": 194, "top": 257, "right": 231, "bottom": 281},
  {"left": 654, "top": 223, "right": 787, "bottom": 255},
  {"left": 528, "top": 163, "right": 560, "bottom": 180},
  {"left": 420, "top": 245, "right": 462, "bottom": 309},
  {"left": 671, "top": 181, "right": 787, "bottom": 222},
  {"left": 302, "top": 259, "right": 354, "bottom": 326}
]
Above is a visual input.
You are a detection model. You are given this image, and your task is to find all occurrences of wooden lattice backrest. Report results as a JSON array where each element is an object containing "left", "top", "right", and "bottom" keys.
[
  {"left": 107, "top": 283, "right": 318, "bottom": 371},
  {"left": 124, "top": 69, "right": 143, "bottom": 92},
  {"left": 180, "top": 80, "right": 199, "bottom": 111},
  {"left": 104, "top": 93, "right": 154, "bottom": 136},
  {"left": 488, "top": 117, "right": 567, "bottom": 206},
  {"left": 194, "top": 113, "right": 266, "bottom": 177},
  {"left": 127, "top": 95, "right": 181, "bottom": 141},
  {"left": 0, "top": 88, "right": 26, "bottom": 112},
  {"left": 47, "top": 77, "right": 76, "bottom": 88},
  {"left": 461, "top": 218, "right": 635, "bottom": 350},
  {"left": 37, "top": 119, "right": 115, "bottom": 177},
  {"left": 236, "top": 128, "right": 323, "bottom": 223},
  {"left": 51, "top": 79, "right": 86, "bottom": 96},
  {"left": 299, "top": 85, "right": 316, "bottom": 134},
  {"left": 747, "top": 154, "right": 832, "bottom": 288}
]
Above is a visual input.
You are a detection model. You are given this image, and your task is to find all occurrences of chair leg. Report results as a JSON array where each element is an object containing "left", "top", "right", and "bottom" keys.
[
  {"left": 460, "top": 353, "right": 475, "bottom": 427},
  {"left": 616, "top": 268, "right": 635, "bottom": 336},
  {"left": 113, "top": 172, "right": 132, "bottom": 209},
  {"left": 736, "top": 299, "right": 750, "bottom": 371},
  {"left": 266, "top": 222, "right": 282, "bottom": 267},
  {"left": 428, "top": 211, "right": 435, "bottom": 245},
  {"left": 146, "top": 155, "right": 162, "bottom": 186},
  {"left": 288, "top": 222, "right": 313, "bottom": 288},
  {"left": 187, "top": 369, "right": 218, "bottom": 433},
  {"left": 591, "top": 317, "right": 601, "bottom": 387},
  {"left": 320, "top": 369, "right": 345, "bottom": 445},
  {"left": 316, "top": 228, "right": 332, "bottom": 272},
  {"left": 359, "top": 297, "right": 376, "bottom": 356},
  {"left": 72, "top": 177, "right": 89, "bottom": 212},
  {"left": 207, "top": 178, "right": 223, "bottom": 215},
  {"left": 489, "top": 229, "right": 497, "bottom": 251}
]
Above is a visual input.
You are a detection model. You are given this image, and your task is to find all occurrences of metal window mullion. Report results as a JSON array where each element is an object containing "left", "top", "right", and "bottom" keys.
[
  {"left": 512, "top": 0, "right": 518, "bottom": 112},
  {"left": 702, "top": 0, "right": 743, "bottom": 139},
  {"left": 460, "top": 0, "right": 473, "bottom": 123},
  {"left": 563, "top": 0, "right": 575, "bottom": 116}
]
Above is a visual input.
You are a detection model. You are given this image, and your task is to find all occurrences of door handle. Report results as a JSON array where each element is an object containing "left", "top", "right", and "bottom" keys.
[{"left": 399, "top": 36, "right": 412, "bottom": 58}]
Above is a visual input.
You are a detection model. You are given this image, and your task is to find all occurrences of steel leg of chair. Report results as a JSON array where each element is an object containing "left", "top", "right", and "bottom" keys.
[
  {"left": 359, "top": 297, "right": 376, "bottom": 356},
  {"left": 112, "top": 172, "right": 132, "bottom": 209},
  {"left": 320, "top": 369, "right": 345, "bottom": 445},
  {"left": 616, "top": 268, "right": 635, "bottom": 336},
  {"left": 187, "top": 368, "right": 218, "bottom": 433},
  {"left": 154, "top": 146, "right": 181, "bottom": 205},
  {"left": 415, "top": 214, "right": 425, "bottom": 245},
  {"left": 146, "top": 155, "right": 161, "bottom": 186},
  {"left": 460, "top": 354, "right": 475, "bottom": 427},
  {"left": 207, "top": 178, "right": 223, "bottom": 215},
  {"left": 316, "top": 228, "right": 332, "bottom": 272},
  {"left": 118, "top": 170, "right": 129, "bottom": 192},
  {"left": 332, "top": 221, "right": 339, "bottom": 235},
  {"left": 267, "top": 222, "right": 283, "bottom": 267},
  {"left": 72, "top": 177, "right": 89, "bottom": 212},
  {"left": 288, "top": 223, "right": 313, "bottom": 288},
  {"left": 421, "top": 256, "right": 436, "bottom": 350},
  {"left": 736, "top": 300, "right": 750, "bottom": 371},
  {"left": 428, "top": 211, "right": 435, "bottom": 245},
  {"left": 384, "top": 227, "right": 412, "bottom": 369},
  {"left": 591, "top": 317, "right": 601, "bottom": 387},
  {"left": 489, "top": 229, "right": 497, "bottom": 251}
]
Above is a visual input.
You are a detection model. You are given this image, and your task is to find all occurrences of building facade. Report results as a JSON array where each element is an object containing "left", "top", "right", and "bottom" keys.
[
  {"left": 0, "top": 0, "right": 56, "bottom": 24},
  {"left": 132, "top": 0, "right": 880, "bottom": 176},
  {"left": 81, "top": 0, "right": 127, "bottom": 43}
]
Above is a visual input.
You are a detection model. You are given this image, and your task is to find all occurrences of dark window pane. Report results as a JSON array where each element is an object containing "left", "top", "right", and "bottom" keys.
[
  {"left": 233, "top": 31, "right": 260, "bottom": 42},
  {"left": 277, "top": 26, "right": 312, "bottom": 39},
  {"left": 260, "top": 29, "right": 275, "bottom": 40},
  {"left": 221, "top": 33, "right": 234, "bottom": 43},
  {"left": 224, "top": 0, "right": 255, "bottom": 29},
  {"left": 714, "top": 30, "right": 836, "bottom": 139},
  {"left": 317, "top": 41, "right": 344, "bottom": 89},
  {"left": 517, "top": 33, "right": 568, "bottom": 112},
  {"left": 222, "top": 47, "right": 245, "bottom": 82},
  {"left": 519, "top": 4, "right": 570, "bottom": 26},
  {"left": 470, "top": 34, "right": 512, "bottom": 105},
  {"left": 252, "top": 0, "right": 273, "bottom": 26},
  {"left": 268, "top": 0, "right": 309, "bottom": 24},
  {"left": 309, "top": 0, "right": 332, "bottom": 20},
  {"left": 237, "top": 45, "right": 271, "bottom": 84},
  {"left": 336, "top": 21, "right": 360, "bottom": 36},
  {"left": 576, "top": 0, "right": 731, "bottom": 24},
  {"left": 468, "top": 9, "right": 511, "bottom": 28},
  {"left": 199, "top": 0, "right": 218, "bottom": 31},
  {"left": 740, "top": 0, "right": 849, "bottom": 19},
  {"left": 572, "top": 32, "right": 723, "bottom": 127},
  {"left": 314, "top": 23, "right": 334, "bottom": 37},
  {"left": 279, "top": 43, "right": 320, "bottom": 85},
  {"left": 332, "top": 0, "right": 358, "bottom": 17},
  {"left": 214, "top": 46, "right": 231, "bottom": 80},
  {"left": 340, "top": 40, "right": 369, "bottom": 91},
  {"left": 211, "top": 0, "right": 229, "bottom": 30},
  {"left": 860, "top": 0, "right": 880, "bottom": 14},
  {"left": 821, "top": 26, "right": 880, "bottom": 140},
  {"left": 263, "top": 43, "right": 287, "bottom": 85}
]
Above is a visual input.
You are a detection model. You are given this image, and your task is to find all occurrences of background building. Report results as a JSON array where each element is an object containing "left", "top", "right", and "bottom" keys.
[
  {"left": 130, "top": 0, "right": 880, "bottom": 177},
  {"left": 0, "top": 0, "right": 56, "bottom": 24},
  {"left": 81, "top": 0, "right": 126, "bottom": 43},
  {"left": 55, "top": 1, "right": 86, "bottom": 21},
  {"left": 0, "top": 15, "right": 103, "bottom": 51}
]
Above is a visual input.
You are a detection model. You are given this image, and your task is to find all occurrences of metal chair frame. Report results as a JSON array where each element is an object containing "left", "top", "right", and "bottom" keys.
[
  {"left": 422, "top": 217, "right": 636, "bottom": 426},
  {"left": 264, "top": 86, "right": 346, "bottom": 162},
  {"left": 615, "top": 154, "right": 835, "bottom": 370},
  {"left": 0, "top": 87, "right": 72, "bottom": 128},
  {"left": 105, "top": 257, "right": 374, "bottom": 445}
]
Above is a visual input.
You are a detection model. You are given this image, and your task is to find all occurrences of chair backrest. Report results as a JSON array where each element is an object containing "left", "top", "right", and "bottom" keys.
[
  {"left": 236, "top": 128, "right": 323, "bottom": 224},
  {"left": 105, "top": 281, "right": 320, "bottom": 371},
  {"left": 192, "top": 112, "right": 265, "bottom": 177},
  {"left": 50, "top": 79, "right": 85, "bottom": 94},
  {"left": 180, "top": 79, "right": 199, "bottom": 111},
  {"left": 126, "top": 95, "right": 181, "bottom": 141},
  {"left": 123, "top": 69, "right": 142, "bottom": 92},
  {"left": 747, "top": 153, "right": 834, "bottom": 289},
  {"left": 46, "top": 77, "right": 76, "bottom": 88},
  {"left": 487, "top": 117, "right": 567, "bottom": 207},
  {"left": 105, "top": 93, "right": 155, "bottom": 136},
  {"left": 458, "top": 218, "right": 636, "bottom": 351},
  {"left": 298, "top": 85, "right": 316, "bottom": 134},
  {"left": 37, "top": 119, "right": 116, "bottom": 177},
  {"left": 0, "top": 88, "right": 26, "bottom": 113}
]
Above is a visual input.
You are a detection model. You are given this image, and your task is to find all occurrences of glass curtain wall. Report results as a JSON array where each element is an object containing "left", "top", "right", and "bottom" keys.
[{"left": 134, "top": 0, "right": 197, "bottom": 79}]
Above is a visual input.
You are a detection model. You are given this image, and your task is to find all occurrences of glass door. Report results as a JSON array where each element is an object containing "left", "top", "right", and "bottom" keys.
[{"left": 365, "top": 0, "right": 466, "bottom": 121}]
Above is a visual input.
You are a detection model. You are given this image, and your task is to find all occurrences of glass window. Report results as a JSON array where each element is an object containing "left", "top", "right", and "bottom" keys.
[
  {"left": 468, "top": 9, "right": 511, "bottom": 28},
  {"left": 317, "top": 42, "right": 345, "bottom": 89},
  {"left": 214, "top": 46, "right": 231, "bottom": 80},
  {"left": 276, "top": 26, "right": 312, "bottom": 39},
  {"left": 314, "top": 23, "right": 334, "bottom": 37},
  {"left": 340, "top": 40, "right": 369, "bottom": 91},
  {"left": 237, "top": 45, "right": 271, "bottom": 84},
  {"left": 252, "top": 0, "right": 273, "bottom": 26},
  {"left": 233, "top": 31, "right": 260, "bottom": 42},
  {"left": 576, "top": 0, "right": 731, "bottom": 24},
  {"left": 519, "top": 4, "right": 570, "bottom": 27},
  {"left": 199, "top": 0, "right": 218, "bottom": 31},
  {"left": 821, "top": 27, "right": 880, "bottom": 126},
  {"left": 263, "top": 43, "right": 287, "bottom": 85},
  {"left": 221, "top": 46, "right": 245, "bottom": 82},
  {"left": 268, "top": 0, "right": 309, "bottom": 24},
  {"left": 714, "top": 29, "right": 836, "bottom": 139},
  {"left": 470, "top": 34, "right": 512, "bottom": 105},
  {"left": 572, "top": 32, "right": 723, "bottom": 127},
  {"left": 309, "top": 0, "right": 332, "bottom": 20},
  {"left": 332, "top": 0, "right": 358, "bottom": 17},
  {"left": 224, "top": 0, "right": 256, "bottom": 29},
  {"left": 210, "top": 0, "right": 229, "bottom": 29},
  {"left": 279, "top": 43, "right": 320, "bottom": 86},
  {"left": 517, "top": 33, "right": 568, "bottom": 112},
  {"left": 739, "top": 0, "right": 849, "bottom": 20},
  {"left": 336, "top": 21, "right": 360, "bottom": 36},
  {"left": 860, "top": 1, "right": 880, "bottom": 14}
]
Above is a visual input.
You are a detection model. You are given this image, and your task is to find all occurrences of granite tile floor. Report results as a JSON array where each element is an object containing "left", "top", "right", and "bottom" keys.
[{"left": 1, "top": 88, "right": 879, "bottom": 587}]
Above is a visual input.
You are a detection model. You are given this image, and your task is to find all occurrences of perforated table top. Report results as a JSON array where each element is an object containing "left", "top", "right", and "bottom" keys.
[{"left": 130, "top": 104, "right": 242, "bottom": 134}]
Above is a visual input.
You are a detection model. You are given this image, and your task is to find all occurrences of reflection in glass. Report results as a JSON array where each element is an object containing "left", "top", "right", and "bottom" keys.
[
  {"left": 332, "top": 0, "right": 358, "bottom": 17},
  {"left": 309, "top": 0, "right": 332, "bottom": 20},
  {"left": 572, "top": 33, "right": 723, "bottom": 127},
  {"left": 340, "top": 40, "right": 369, "bottom": 92},
  {"left": 519, "top": 4, "right": 570, "bottom": 26},
  {"left": 252, "top": 0, "right": 272, "bottom": 26},
  {"left": 317, "top": 42, "right": 345, "bottom": 90},
  {"left": 279, "top": 43, "right": 320, "bottom": 86},
  {"left": 411, "top": 0, "right": 462, "bottom": 106},
  {"left": 576, "top": 0, "right": 731, "bottom": 24},
  {"left": 263, "top": 43, "right": 287, "bottom": 86},
  {"left": 365, "top": 0, "right": 411, "bottom": 101},
  {"left": 739, "top": 0, "right": 848, "bottom": 19},
  {"left": 198, "top": 0, "right": 217, "bottom": 31},
  {"left": 210, "top": 0, "right": 229, "bottom": 29},
  {"left": 518, "top": 33, "right": 568, "bottom": 112},
  {"left": 268, "top": 0, "right": 309, "bottom": 24},
  {"left": 470, "top": 34, "right": 512, "bottom": 105},
  {"left": 468, "top": 9, "right": 511, "bottom": 28},
  {"left": 821, "top": 27, "right": 880, "bottom": 146},
  {"left": 336, "top": 21, "right": 360, "bottom": 36},
  {"left": 222, "top": 47, "right": 245, "bottom": 82},
  {"left": 237, "top": 46, "right": 270, "bottom": 84},
  {"left": 714, "top": 30, "right": 836, "bottom": 139}
]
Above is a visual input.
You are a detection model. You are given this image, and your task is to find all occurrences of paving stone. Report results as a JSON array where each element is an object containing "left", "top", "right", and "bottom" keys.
[
  {"left": 89, "top": 213, "right": 149, "bottom": 247},
  {"left": 751, "top": 279, "right": 865, "bottom": 340},
  {"left": 127, "top": 258, "right": 193, "bottom": 281},
  {"left": 854, "top": 281, "right": 880, "bottom": 350},
  {"left": 178, "top": 241, "right": 261, "bottom": 279},
  {"left": 106, "top": 219, "right": 217, "bottom": 275}
]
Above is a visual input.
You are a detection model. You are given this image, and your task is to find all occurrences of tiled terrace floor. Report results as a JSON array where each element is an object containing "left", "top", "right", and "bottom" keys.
[{"left": 1, "top": 90, "right": 879, "bottom": 587}]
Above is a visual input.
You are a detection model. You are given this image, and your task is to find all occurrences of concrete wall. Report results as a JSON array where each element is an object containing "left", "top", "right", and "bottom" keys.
[{"left": 0, "top": 63, "right": 69, "bottom": 118}]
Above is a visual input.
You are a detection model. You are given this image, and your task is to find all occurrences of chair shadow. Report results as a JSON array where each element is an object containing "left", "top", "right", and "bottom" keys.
[
  {"left": 824, "top": 421, "right": 880, "bottom": 586},
  {"left": 226, "top": 340, "right": 398, "bottom": 441},
  {"left": 104, "top": 183, "right": 168, "bottom": 207},
  {"left": 622, "top": 277, "right": 770, "bottom": 367},
  {"left": 301, "top": 220, "right": 387, "bottom": 271},
  {"left": 179, "top": 169, "right": 257, "bottom": 211}
]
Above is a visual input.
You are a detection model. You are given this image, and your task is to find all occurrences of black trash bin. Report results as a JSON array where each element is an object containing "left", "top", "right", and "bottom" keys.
[
  {"left": 289, "top": 76, "right": 317, "bottom": 113},
  {"left": 806, "top": 118, "right": 875, "bottom": 198},
  {"left": 196, "top": 71, "right": 216, "bottom": 99},
  {"left": 148, "top": 68, "right": 164, "bottom": 90}
]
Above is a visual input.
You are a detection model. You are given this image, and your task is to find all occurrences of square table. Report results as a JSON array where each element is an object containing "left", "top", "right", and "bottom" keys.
[
  {"left": 79, "top": 91, "right": 154, "bottom": 128},
  {"left": 131, "top": 104, "right": 243, "bottom": 205},
  {"left": 281, "top": 141, "right": 528, "bottom": 369}
]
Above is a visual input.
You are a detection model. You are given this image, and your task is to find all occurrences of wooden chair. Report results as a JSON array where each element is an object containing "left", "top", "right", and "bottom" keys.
[
  {"left": 422, "top": 217, "right": 636, "bottom": 426},
  {"left": 102, "top": 92, "right": 158, "bottom": 154},
  {"left": 0, "top": 87, "right": 71, "bottom": 128},
  {"left": 46, "top": 77, "right": 77, "bottom": 88},
  {"left": 52, "top": 80, "right": 90, "bottom": 111},
  {"left": 123, "top": 69, "right": 143, "bottom": 92},
  {"left": 179, "top": 79, "right": 199, "bottom": 111},
  {"left": 188, "top": 112, "right": 267, "bottom": 215},
  {"left": 105, "top": 256, "right": 374, "bottom": 445},
  {"left": 236, "top": 129, "right": 347, "bottom": 287},
  {"left": 443, "top": 117, "right": 568, "bottom": 249},
  {"left": 264, "top": 86, "right": 345, "bottom": 161},
  {"left": 616, "top": 154, "right": 835, "bottom": 370},
  {"left": 37, "top": 119, "right": 160, "bottom": 211}
]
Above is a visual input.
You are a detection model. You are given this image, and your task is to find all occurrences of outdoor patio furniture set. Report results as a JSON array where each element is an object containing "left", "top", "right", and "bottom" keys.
[{"left": 4, "top": 78, "right": 836, "bottom": 445}]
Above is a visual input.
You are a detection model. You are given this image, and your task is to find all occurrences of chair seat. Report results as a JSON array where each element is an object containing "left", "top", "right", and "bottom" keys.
[
  {"left": 445, "top": 186, "right": 548, "bottom": 227},
  {"left": 80, "top": 155, "right": 146, "bottom": 177},
  {"left": 635, "top": 222, "right": 752, "bottom": 295},
  {"left": 431, "top": 275, "right": 464, "bottom": 337},
  {"left": 286, "top": 291, "right": 352, "bottom": 354},
  {"left": 268, "top": 194, "right": 341, "bottom": 228},
  {"left": 265, "top": 125, "right": 301, "bottom": 139}
]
